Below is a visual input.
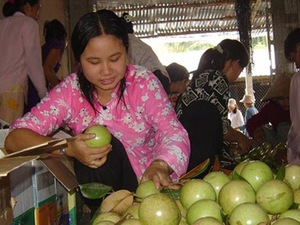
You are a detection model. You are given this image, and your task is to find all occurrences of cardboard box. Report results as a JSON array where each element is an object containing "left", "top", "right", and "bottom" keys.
[{"left": 0, "top": 138, "right": 79, "bottom": 225}]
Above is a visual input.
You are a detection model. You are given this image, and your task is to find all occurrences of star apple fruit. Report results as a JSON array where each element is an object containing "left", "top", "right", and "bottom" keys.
[
  {"left": 229, "top": 202, "right": 269, "bottom": 225},
  {"left": 256, "top": 179, "right": 294, "bottom": 214},
  {"left": 284, "top": 164, "right": 300, "bottom": 190},
  {"left": 191, "top": 217, "right": 222, "bottom": 225},
  {"left": 85, "top": 125, "right": 112, "bottom": 147},
  {"left": 240, "top": 160, "right": 273, "bottom": 192},
  {"left": 273, "top": 218, "right": 300, "bottom": 225},
  {"left": 186, "top": 199, "right": 222, "bottom": 224},
  {"left": 203, "top": 171, "right": 230, "bottom": 201},
  {"left": 135, "top": 180, "right": 159, "bottom": 201},
  {"left": 179, "top": 179, "right": 216, "bottom": 209},
  {"left": 279, "top": 209, "right": 300, "bottom": 222},
  {"left": 218, "top": 180, "right": 256, "bottom": 215},
  {"left": 92, "top": 212, "right": 121, "bottom": 224},
  {"left": 138, "top": 193, "right": 181, "bottom": 225}
]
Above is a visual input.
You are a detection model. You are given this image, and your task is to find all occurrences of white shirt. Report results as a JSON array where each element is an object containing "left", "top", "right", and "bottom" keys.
[
  {"left": 0, "top": 12, "right": 47, "bottom": 98},
  {"left": 228, "top": 109, "right": 244, "bottom": 129},
  {"left": 127, "top": 33, "right": 170, "bottom": 81}
]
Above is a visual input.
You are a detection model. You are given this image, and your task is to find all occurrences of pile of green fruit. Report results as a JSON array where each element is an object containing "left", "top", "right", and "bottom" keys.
[
  {"left": 233, "top": 142, "right": 288, "bottom": 173},
  {"left": 83, "top": 159, "right": 300, "bottom": 225}
]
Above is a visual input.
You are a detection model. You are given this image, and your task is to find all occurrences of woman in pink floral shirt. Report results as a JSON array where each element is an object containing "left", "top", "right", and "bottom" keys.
[{"left": 5, "top": 9, "right": 190, "bottom": 213}]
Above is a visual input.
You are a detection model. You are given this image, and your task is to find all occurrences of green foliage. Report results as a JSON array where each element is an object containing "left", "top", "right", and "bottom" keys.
[
  {"left": 165, "top": 41, "right": 214, "bottom": 52},
  {"left": 79, "top": 182, "right": 112, "bottom": 199}
]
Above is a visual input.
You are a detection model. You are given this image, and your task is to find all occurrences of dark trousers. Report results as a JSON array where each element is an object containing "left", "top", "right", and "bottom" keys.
[
  {"left": 74, "top": 136, "right": 138, "bottom": 215},
  {"left": 179, "top": 101, "right": 223, "bottom": 178}
]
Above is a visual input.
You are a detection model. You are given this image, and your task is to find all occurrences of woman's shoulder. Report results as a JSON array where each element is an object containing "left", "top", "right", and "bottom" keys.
[{"left": 126, "top": 64, "right": 156, "bottom": 82}]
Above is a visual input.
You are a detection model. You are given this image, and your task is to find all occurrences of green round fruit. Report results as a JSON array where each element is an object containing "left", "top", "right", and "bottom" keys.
[
  {"left": 273, "top": 218, "right": 300, "bottom": 225},
  {"left": 179, "top": 179, "right": 216, "bottom": 209},
  {"left": 232, "top": 160, "right": 249, "bottom": 175},
  {"left": 229, "top": 203, "right": 269, "bottom": 225},
  {"left": 186, "top": 199, "right": 222, "bottom": 224},
  {"left": 139, "top": 193, "right": 181, "bottom": 225},
  {"left": 284, "top": 164, "right": 300, "bottom": 190},
  {"left": 240, "top": 160, "right": 273, "bottom": 192},
  {"left": 85, "top": 125, "right": 112, "bottom": 147},
  {"left": 218, "top": 180, "right": 256, "bottom": 215},
  {"left": 203, "top": 171, "right": 230, "bottom": 201},
  {"left": 256, "top": 179, "right": 294, "bottom": 214},
  {"left": 135, "top": 180, "right": 159, "bottom": 200},
  {"left": 191, "top": 217, "right": 222, "bottom": 225},
  {"left": 279, "top": 209, "right": 300, "bottom": 222}
]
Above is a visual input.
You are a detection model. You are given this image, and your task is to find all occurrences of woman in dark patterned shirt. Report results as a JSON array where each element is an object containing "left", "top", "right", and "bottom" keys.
[{"left": 176, "top": 39, "right": 252, "bottom": 175}]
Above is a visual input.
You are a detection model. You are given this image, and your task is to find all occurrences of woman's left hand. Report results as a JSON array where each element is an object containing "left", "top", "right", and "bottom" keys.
[{"left": 141, "top": 160, "right": 172, "bottom": 189}]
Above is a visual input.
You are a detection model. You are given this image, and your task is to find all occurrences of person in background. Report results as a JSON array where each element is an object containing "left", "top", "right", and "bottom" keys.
[
  {"left": 284, "top": 28, "right": 300, "bottom": 164},
  {"left": 5, "top": 9, "right": 190, "bottom": 215},
  {"left": 239, "top": 94, "right": 258, "bottom": 136},
  {"left": 227, "top": 98, "right": 244, "bottom": 131},
  {"left": 25, "top": 19, "right": 67, "bottom": 113},
  {"left": 0, "top": 0, "right": 47, "bottom": 124},
  {"left": 246, "top": 74, "right": 291, "bottom": 147},
  {"left": 120, "top": 12, "right": 171, "bottom": 94},
  {"left": 2, "top": 0, "right": 15, "bottom": 17},
  {"left": 175, "top": 39, "right": 252, "bottom": 176},
  {"left": 165, "top": 62, "right": 190, "bottom": 107}
]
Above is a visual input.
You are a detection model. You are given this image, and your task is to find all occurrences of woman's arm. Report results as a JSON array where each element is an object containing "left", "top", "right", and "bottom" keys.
[{"left": 43, "top": 49, "right": 62, "bottom": 87}]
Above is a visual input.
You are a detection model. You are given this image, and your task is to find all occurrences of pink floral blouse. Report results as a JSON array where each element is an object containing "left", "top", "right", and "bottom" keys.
[{"left": 11, "top": 65, "right": 190, "bottom": 181}]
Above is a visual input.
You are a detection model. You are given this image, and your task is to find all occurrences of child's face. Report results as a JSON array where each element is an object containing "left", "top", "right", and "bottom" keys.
[{"left": 289, "top": 43, "right": 300, "bottom": 69}]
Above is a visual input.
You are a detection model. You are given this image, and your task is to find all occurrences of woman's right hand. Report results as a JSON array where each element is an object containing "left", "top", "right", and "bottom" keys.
[{"left": 66, "top": 133, "right": 112, "bottom": 169}]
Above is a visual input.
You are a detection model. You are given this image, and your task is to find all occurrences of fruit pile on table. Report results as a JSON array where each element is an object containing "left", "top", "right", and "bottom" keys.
[{"left": 83, "top": 155, "right": 300, "bottom": 225}]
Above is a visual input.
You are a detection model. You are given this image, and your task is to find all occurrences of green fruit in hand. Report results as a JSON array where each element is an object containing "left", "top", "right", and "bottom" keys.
[{"left": 85, "top": 125, "right": 112, "bottom": 147}]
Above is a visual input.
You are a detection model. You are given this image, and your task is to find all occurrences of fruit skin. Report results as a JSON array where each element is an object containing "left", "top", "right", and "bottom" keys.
[
  {"left": 284, "top": 164, "right": 300, "bottom": 190},
  {"left": 138, "top": 193, "right": 181, "bottom": 225},
  {"left": 279, "top": 209, "right": 300, "bottom": 222},
  {"left": 256, "top": 179, "right": 294, "bottom": 214},
  {"left": 273, "top": 218, "right": 300, "bottom": 225},
  {"left": 228, "top": 203, "right": 269, "bottom": 225},
  {"left": 191, "top": 217, "right": 222, "bottom": 225},
  {"left": 92, "top": 212, "right": 121, "bottom": 224},
  {"left": 240, "top": 160, "right": 273, "bottom": 192},
  {"left": 135, "top": 180, "right": 159, "bottom": 200},
  {"left": 85, "top": 125, "right": 112, "bottom": 147},
  {"left": 218, "top": 180, "right": 256, "bottom": 215},
  {"left": 203, "top": 171, "right": 230, "bottom": 201},
  {"left": 179, "top": 179, "right": 216, "bottom": 209},
  {"left": 120, "top": 218, "right": 142, "bottom": 225},
  {"left": 186, "top": 199, "right": 222, "bottom": 224}
]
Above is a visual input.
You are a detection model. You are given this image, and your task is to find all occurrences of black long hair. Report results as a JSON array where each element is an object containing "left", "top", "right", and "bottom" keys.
[
  {"left": 43, "top": 19, "right": 67, "bottom": 43},
  {"left": 193, "top": 39, "right": 249, "bottom": 78},
  {"left": 284, "top": 28, "right": 300, "bottom": 62},
  {"left": 2, "top": 0, "right": 39, "bottom": 16},
  {"left": 71, "top": 9, "right": 129, "bottom": 111}
]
